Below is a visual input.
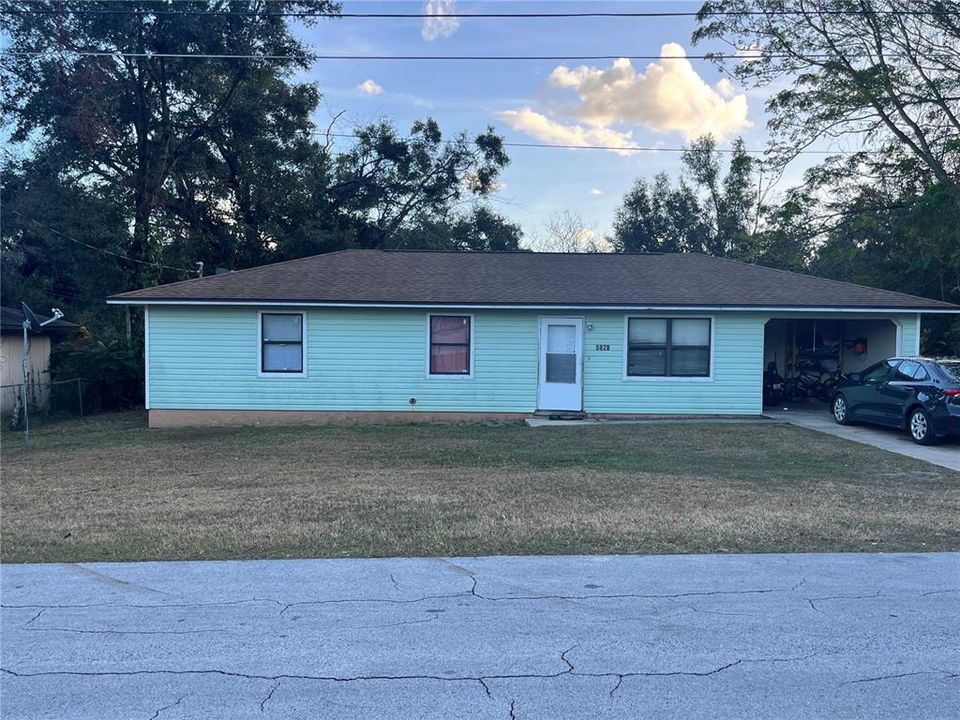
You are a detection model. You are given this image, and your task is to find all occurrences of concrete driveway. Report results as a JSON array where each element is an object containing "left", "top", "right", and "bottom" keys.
[
  {"left": 766, "top": 405, "right": 960, "bottom": 471},
  {"left": 2, "top": 553, "right": 958, "bottom": 719}
]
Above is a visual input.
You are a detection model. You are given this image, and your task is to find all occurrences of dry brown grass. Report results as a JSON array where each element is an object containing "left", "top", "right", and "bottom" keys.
[{"left": 2, "top": 412, "right": 958, "bottom": 562}]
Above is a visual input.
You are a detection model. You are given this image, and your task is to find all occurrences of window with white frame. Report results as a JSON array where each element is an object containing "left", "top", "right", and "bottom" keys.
[
  {"left": 260, "top": 313, "right": 304, "bottom": 373},
  {"left": 428, "top": 315, "right": 471, "bottom": 376},
  {"left": 627, "top": 318, "right": 711, "bottom": 377}
]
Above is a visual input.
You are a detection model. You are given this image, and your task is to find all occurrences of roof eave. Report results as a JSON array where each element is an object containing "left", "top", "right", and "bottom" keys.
[{"left": 104, "top": 298, "right": 960, "bottom": 313}]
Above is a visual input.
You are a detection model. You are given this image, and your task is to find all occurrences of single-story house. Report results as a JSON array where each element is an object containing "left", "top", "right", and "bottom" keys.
[
  {"left": 0, "top": 305, "right": 78, "bottom": 414},
  {"left": 106, "top": 250, "right": 960, "bottom": 427}
]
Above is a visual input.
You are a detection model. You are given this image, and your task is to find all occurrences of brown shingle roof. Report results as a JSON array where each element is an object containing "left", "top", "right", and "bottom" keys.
[
  {"left": 0, "top": 306, "right": 79, "bottom": 333},
  {"left": 107, "top": 250, "right": 960, "bottom": 311}
]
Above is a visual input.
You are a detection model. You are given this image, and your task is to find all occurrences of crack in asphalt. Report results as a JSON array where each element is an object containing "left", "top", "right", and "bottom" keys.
[
  {"left": 471, "top": 586, "right": 794, "bottom": 604},
  {"left": 671, "top": 599, "right": 756, "bottom": 617},
  {"left": 921, "top": 589, "right": 959, "bottom": 597},
  {"left": 346, "top": 615, "right": 440, "bottom": 630},
  {"left": 147, "top": 694, "right": 184, "bottom": 720},
  {"left": 24, "top": 609, "right": 44, "bottom": 626},
  {"left": 259, "top": 680, "right": 280, "bottom": 712},
  {"left": 806, "top": 591, "right": 882, "bottom": 613},
  {"left": 3, "top": 598, "right": 287, "bottom": 612},
  {"left": 8, "top": 649, "right": 913, "bottom": 700},
  {"left": 508, "top": 699, "right": 517, "bottom": 719},
  {"left": 844, "top": 671, "right": 955, "bottom": 685},
  {"left": 1, "top": 571, "right": 812, "bottom": 619},
  {"left": 25, "top": 627, "right": 227, "bottom": 636},
  {"left": 0, "top": 652, "right": 760, "bottom": 689}
]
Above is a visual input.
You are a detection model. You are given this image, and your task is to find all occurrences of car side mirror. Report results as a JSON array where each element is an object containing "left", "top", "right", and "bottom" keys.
[{"left": 848, "top": 372, "right": 860, "bottom": 382}]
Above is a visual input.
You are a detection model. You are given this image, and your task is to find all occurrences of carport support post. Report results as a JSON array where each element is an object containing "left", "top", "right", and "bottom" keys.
[
  {"left": 790, "top": 322, "right": 797, "bottom": 376},
  {"left": 839, "top": 321, "right": 845, "bottom": 370}
]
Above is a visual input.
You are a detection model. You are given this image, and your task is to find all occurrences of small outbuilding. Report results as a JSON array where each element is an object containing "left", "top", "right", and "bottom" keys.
[
  {"left": 0, "top": 305, "right": 78, "bottom": 413},
  {"left": 106, "top": 251, "right": 960, "bottom": 427}
]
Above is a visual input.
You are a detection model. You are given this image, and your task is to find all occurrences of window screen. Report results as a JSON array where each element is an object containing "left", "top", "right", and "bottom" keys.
[
  {"left": 627, "top": 318, "right": 710, "bottom": 377},
  {"left": 261, "top": 313, "right": 303, "bottom": 373}
]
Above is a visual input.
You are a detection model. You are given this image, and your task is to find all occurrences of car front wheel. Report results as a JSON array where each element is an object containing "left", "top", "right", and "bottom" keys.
[
  {"left": 832, "top": 394, "right": 850, "bottom": 425},
  {"left": 908, "top": 407, "right": 937, "bottom": 445}
]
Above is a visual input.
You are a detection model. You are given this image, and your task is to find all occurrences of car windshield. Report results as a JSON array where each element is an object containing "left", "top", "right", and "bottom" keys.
[{"left": 933, "top": 361, "right": 960, "bottom": 382}]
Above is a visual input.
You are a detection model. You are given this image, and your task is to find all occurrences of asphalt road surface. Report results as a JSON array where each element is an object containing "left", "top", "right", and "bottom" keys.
[{"left": 2, "top": 553, "right": 958, "bottom": 719}]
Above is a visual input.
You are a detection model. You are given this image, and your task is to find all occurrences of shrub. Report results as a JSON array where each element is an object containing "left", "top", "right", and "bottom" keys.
[{"left": 51, "top": 338, "right": 143, "bottom": 411}]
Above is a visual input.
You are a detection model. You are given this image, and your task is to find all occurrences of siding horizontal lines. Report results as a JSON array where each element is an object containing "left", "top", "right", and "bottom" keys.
[
  {"left": 147, "top": 307, "right": 769, "bottom": 415},
  {"left": 148, "top": 307, "right": 538, "bottom": 413},
  {"left": 581, "top": 312, "right": 764, "bottom": 414}
]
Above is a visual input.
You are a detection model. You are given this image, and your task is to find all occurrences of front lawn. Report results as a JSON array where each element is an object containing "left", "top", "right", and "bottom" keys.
[{"left": 1, "top": 412, "right": 957, "bottom": 562}]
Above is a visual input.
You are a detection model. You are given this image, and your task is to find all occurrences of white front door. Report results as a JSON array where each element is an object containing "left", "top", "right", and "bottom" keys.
[{"left": 537, "top": 317, "right": 584, "bottom": 411}]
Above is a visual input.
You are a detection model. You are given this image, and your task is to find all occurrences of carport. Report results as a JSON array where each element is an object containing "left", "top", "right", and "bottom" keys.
[{"left": 763, "top": 316, "right": 907, "bottom": 380}]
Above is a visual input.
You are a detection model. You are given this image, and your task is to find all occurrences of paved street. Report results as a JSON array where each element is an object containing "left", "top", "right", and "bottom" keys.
[{"left": 2, "top": 553, "right": 958, "bottom": 719}]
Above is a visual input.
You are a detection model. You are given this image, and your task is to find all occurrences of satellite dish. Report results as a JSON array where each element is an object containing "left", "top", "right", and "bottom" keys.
[
  {"left": 20, "top": 302, "right": 42, "bottom": 332},
  {"left": 15, "top": 302, "right": 66, "bottom": 443}
]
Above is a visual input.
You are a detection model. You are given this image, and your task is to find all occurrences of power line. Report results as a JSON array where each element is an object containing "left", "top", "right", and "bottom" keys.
[
  {"left": 9, "top": 210, "right": 196, "bottom": 274},
  {"left": 5, "top": 3, "right": 958, "bottom": 19},
  {"left": 318, "top": 131, "right": 884, "bottom": 157},
  {"left": 0, "top": 50, "right": 868, "bottom": 61}
]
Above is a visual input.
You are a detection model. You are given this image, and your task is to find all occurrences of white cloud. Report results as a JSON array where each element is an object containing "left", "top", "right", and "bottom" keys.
[
  {"left": 716, "top": 77, "right": 737, "bottom": 99},
  {"left": 357, "top": 79, "right": 383, "bottom": 96},
  {"left": 497, "top": 108, "right": 637, "bottom": 155},
  {"left": 589, "top": 188, "right": 603, "bottom": 196},
  {"left": 500, "top": 43, "right": 750, "bottom": 150},
  {"left": 421, "top": 0, "right": 459, "bottom": 41}
]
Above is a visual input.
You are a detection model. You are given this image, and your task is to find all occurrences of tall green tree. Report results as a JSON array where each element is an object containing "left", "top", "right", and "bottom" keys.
[
  {"left": 810, "top": 183, "right": 960, "bottom": 352},
  {"left": 327, "top": 119, "right": 510, "bottom": 250},
  {"left": 1, "top": 156, "right": 134, "bottom": 331},
  {"left": 2, "top": 2, "right": 514, "bottom": 285},
  {"left": 682, "top": 136, "right": 759, "bottom": 257},
  {"left": 610, "top": 136, "right": 768, "bottom": 260},
  {"left": 610, "top": 173, "right": 711, "bottom": 254},
  {"left": 393, "top": 206, "right": 523, "bottom": 252},
  {"left": 1, "top": 0, "right": 340, "bottom": 286},
  {"left": 694, "top": 0, "right": 960, "bottom": 186}
]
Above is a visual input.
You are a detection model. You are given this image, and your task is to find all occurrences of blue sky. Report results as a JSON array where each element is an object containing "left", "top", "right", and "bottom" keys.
[{"left": 296, "top": 0, "right": 819, "bottom": 244}]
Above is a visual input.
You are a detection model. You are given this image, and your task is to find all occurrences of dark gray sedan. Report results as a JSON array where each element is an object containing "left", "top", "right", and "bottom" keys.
[{"left": 830, "top": 357, "right": 960, "bottom": 444}]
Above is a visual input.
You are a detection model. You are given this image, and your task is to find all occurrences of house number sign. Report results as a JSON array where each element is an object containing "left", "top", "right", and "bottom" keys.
[{"left": 595, "top": 344, "right": 611, "bottom": 351}]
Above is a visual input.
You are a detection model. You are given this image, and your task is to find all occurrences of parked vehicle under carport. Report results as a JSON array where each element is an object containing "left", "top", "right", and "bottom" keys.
[{"left": 830, "top": 358, "right": 960, "bottom": 444}]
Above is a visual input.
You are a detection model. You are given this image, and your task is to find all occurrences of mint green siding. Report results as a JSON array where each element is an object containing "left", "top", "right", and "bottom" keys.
[
  {"left": 149, "top": 308, "right": 537, "bottom": 412},
  {"left": 148, "top": 307, "right": 768, "bottom": 414},
  {"left": 582, "top": 313, "right": 765, "bottom": 414},
  {"left": 898, "top": 314, "right": 921, "bottom": 355}
]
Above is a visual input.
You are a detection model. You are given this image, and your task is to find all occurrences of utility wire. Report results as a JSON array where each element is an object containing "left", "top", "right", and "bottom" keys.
[
  {"left": 318, "top": 131, "right": 885, "bottom": 157},
  {"left": 5, "top": 3, "right": 958, "bottom": 18},
  {"left": 9, "top": 209, "right": 196, "bottom": 274},
  {"left": 0, "top": 50, "right": 881, "bottom": 61}
]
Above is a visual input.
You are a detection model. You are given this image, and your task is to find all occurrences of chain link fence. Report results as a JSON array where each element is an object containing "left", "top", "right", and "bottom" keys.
[{"left": 1, "top": 378, "right": 97, "bottom": 430}]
